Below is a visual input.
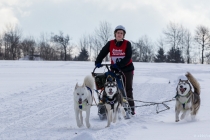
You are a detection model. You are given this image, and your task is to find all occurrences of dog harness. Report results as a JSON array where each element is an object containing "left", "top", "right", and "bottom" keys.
[
  {"left": 105, "top": 94, "right": 118, "bottom": 110},
  {"left": 78, "top": 86, "right": 92, "bottom": 110},
  {"left": 175, "top": 91, "right": 192, "bottom": 109}
]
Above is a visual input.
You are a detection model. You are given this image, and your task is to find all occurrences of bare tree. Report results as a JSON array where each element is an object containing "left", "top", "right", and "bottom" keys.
[
  {"left": 141, "top": 36, "right": 154, "bottom": 62},
  {"left": 38, "top": 33, "right": 56, "bottom": 60},
  {"left": 194, "top": 25, "right": 210, "bottom": 64},
  {"left": 3, "top": 25, "right": 22, "bottom": 60},
  {"left": 132, "top": 39, "right": 143, "bottom": 61},
  {"left": 93, "top": 37, "right": 102, "bottom": 60},
  {"left": 157, "top": 36, "right": 165, "bottom": 49},
  {"left": 88, "top": 35, "right": 94, "bottom": 61},
  {"left": 20, "top": 37, "right": 36, "bottom": 60},
  {"left": 94, "top": 21, "right": 112, "bottom": 61},
  {"left": 51, "top": 31, "right": 70, "bottom": 61},
  {"left": 79, "top": 35, "right": 89, "bottom": 49},
  {"left": 132, "top": 35, "right": 154, "bottom": 62},
  {"left": 184, "top": 29, "right": 193, "bottom": 63},
  {"left": 163, "top": 22, "right": 183, "bottom": 49}
]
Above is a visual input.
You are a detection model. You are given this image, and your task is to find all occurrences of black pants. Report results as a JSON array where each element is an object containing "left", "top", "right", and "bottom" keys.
[{"left": 123, "top": 71, "right": 135, "bottom": 112}]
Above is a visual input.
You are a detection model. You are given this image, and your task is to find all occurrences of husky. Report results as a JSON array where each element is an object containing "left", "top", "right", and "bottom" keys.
[
  {"left": 103, "top": 75, "right": 126, "bottom": 127},
  {"left": 175, "top": 72, "right": 201, "bottom": 122},
  {"left": 73, "top": 75, "right": 95, "bottom": 128}
]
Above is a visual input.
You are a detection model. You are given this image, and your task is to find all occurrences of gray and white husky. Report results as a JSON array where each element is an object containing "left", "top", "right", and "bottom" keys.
[
  {"left": 73, "top": 75, "right": 95, "bottom": 128},
  {"left": 103, "top": 75, "right": 126, "bottom": 127},
  {"left": 175, "top": 72, "right": 201, "bottom": 122}
]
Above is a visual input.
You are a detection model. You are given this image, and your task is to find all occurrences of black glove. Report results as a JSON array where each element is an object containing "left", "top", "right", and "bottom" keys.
[{"left": 95, "top": 63, "right": 102, "bottom": 68}]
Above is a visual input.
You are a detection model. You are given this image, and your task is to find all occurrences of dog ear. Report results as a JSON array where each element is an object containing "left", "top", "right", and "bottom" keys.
[{"left": 75, "top": 83, "right": 79, "bottom": 89}]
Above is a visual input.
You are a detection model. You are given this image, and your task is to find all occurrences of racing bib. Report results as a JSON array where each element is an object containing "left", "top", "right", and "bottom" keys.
[{"left": 109, "top": 40, "right": 127, "bottom": 64}]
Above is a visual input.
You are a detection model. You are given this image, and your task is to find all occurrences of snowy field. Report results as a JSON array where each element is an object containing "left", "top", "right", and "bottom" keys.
[{"left": 0, "top": 61, "right": 210, "bottom": 140}]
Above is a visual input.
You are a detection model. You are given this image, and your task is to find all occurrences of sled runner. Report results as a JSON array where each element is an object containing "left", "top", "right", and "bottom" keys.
[{"left": 92, "top": 64, "right": 132, "bottom": 120}]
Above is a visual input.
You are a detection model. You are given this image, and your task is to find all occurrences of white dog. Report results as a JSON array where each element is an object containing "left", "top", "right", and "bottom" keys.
[{"left": 73, "top": 75, "right": 95, "bottom": 128}]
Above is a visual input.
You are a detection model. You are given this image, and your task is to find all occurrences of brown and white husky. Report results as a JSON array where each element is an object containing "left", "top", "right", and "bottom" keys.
[{"left": 175, "top": 72, "right": 201, "bottom": 122}]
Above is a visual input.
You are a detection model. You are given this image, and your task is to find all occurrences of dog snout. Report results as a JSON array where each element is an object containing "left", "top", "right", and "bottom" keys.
[
  {"left": 78, "top": 98, "right": 82, "bottom": 104},
  {"left": 180, "top": 85, "right": 183, "bottom": 88},
  {"left": 109, "top": 88, "right": 112, "bottom": 92}
]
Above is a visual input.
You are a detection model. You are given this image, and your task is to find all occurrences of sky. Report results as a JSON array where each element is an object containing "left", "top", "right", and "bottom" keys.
[
  {"left": 1, "top": 0, "right": 210, "bottom": 44},
  {"left": 0, "top": 60, "right": 210, "bottom": 139}
]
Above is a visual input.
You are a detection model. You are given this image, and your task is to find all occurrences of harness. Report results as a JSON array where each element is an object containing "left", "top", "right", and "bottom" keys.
[
  {"left": 175, "top": 91, "right": 192, "bottom": 109},
  {"left": 78, "top": 86, "right": 92, "bottom": 110},
  {"left": 105, "top": 94, "right": 118, "bottom": 110}
]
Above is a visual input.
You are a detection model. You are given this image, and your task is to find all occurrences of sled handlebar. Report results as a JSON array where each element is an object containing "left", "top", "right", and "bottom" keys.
[
  {"left": 92, "top": 64, "right": 122, "bottom": 74},
  {"left": 92, "top": 64, "right": 111, "bottom": 73}
]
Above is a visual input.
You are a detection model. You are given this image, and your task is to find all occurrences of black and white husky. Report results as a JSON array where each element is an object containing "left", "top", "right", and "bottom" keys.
[
  {"left": 175, "top": 72, "right": 201, "bottom": 122},
  {"left": 73, "top": 75, "right": 95, "bottom": 128},
  {"left": 103, "top": 75, "right": 126, "bottom": 127}
]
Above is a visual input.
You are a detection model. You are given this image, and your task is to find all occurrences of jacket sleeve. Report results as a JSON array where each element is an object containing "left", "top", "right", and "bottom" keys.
[
  {"left": 95, "top": 41, "right": 110, "bottom": 65},
  {"left": 116, "top": 41, "right": 132, "bottom": 68}
]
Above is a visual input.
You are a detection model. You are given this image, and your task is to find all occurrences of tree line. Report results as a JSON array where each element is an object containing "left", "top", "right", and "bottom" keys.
[{"left": 0, "top": 22, "right": 210, "bottom": 64}]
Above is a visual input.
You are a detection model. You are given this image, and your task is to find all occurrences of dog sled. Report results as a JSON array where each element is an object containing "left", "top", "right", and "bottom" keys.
[{"left": 92, "top": 64, "right": 132, "bottom": 120}]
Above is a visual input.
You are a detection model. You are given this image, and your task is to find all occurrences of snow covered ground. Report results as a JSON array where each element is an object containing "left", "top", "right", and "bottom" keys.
[{"left": 0, "top": 61, "right": 210, "bottom": 140}]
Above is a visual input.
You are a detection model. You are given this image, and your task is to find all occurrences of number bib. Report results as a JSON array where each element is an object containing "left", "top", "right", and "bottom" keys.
[{"left": 109, "top": 40, "right": 127, "bottom": 64}]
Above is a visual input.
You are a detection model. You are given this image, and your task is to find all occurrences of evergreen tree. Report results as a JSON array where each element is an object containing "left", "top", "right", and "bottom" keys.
[
  {"left": 77, "top": 47, "right": 89, "bottom": 61},
  {"left": 166, "top": 47, "right": 184, "bottom": 63},
  {"left": 154, "top": 47, "right": 166, "bottom": 62}
]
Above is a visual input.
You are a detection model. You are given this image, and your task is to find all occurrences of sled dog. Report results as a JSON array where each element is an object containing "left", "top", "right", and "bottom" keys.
[
  {"left": 103, "top": 75, "right": 126, "bottom": 127},
  {"left": 175, "top": 72, "right": 201, "bottom": 122},
  {"left": 73, "top": 75, "right": 95, "bottom": 128}
]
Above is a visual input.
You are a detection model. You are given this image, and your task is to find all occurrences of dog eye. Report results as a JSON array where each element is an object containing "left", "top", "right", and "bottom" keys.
[
  {"left": 77, "top": 93, "right": 79, "bottom": 95},
  {"left": 82, "top": 93, "right": 84, "bottom": 95}
]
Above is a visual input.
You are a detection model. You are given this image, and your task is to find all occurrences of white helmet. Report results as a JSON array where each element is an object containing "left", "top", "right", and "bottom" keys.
[{"left": 114, "top": 25, "right": 126, "bottom": 34}]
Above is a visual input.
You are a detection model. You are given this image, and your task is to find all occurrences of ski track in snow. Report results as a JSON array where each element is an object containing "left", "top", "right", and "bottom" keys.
[{"left": 0, "top": 61, "right": 210, "bottom": 140}]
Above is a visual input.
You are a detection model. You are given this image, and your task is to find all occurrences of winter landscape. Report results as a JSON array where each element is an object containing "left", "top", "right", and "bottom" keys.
[{"left": 0, "top": 61, "right": 210, "bottom": 140}]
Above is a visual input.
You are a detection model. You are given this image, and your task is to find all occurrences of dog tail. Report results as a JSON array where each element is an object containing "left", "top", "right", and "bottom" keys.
[
  {"left": 185, "top": 72, "right": 201, "bottom": 95},
  {"left": 83, "top": 75, "right": 95, "bottom": 90}
]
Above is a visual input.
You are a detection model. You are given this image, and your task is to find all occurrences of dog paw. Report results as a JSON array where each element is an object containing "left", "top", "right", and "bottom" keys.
[
  {"left": 175, "top": 120, "right": 179, "bottom": 122},
  {"left": 77, "top": 123, "right": 83, "bottom": 128},
  {"left": 86, "top": 123, "right": 91, "bottom": 128}
]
